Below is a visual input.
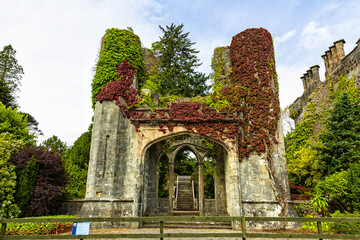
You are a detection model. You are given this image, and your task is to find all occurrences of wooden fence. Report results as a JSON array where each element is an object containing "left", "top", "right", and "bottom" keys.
[{"left": 1, "top": 216, "right": 360, "bottom": 239}]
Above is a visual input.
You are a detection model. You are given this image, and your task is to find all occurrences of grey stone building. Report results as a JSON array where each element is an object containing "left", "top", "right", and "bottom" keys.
[{"left": 79, "top": 28, "right": 295, "bottom": 229}]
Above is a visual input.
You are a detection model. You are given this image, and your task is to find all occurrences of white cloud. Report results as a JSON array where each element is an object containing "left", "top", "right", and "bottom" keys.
[
  {"left": 274, "top": 30, "right": 296, "bottom": 44},
  {"left": 277, "top": 63, "right": 308, "bottom": 108},
  {"left": 298, "top": 21, "right": 333, "bottom": 51},
  {"left": 0, "top": 0, "right": 165, "bottom": 145}
]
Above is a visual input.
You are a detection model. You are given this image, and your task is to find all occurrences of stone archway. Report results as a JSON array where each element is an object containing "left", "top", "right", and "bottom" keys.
[
  {"left": 141, "top": 134, "right": 227, "bottom": 216},
  {"left": 79, "top": 28, "right": 296, "bottom": 230}
]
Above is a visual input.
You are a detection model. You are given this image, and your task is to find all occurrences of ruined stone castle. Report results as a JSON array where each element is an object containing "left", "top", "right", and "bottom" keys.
[
  {"left": 290, "top": 38, "right": 360, "bottom": 126},
  {"left": 79, "top": 28, "right": 295, "bottom": 228}
]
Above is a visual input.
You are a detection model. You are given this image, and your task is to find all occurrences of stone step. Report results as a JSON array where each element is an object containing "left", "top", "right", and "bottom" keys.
[
  {"left": 176, "top": 205, "right": 194, "bottom": 209},
  {"left": 177, "top": 199, "right": 194, "bottom": 203},
  {"left": 177, "top": 200, "right": 193, "bottom": 203},
  {"left": 173, "top": 210, "right": 199, "bottom": 216},
  {"left": 142, "top": 220, "right": 232, "bottom": 229},
  {"left": 178, "top": 194, "right": 192, "bottom": 198}
]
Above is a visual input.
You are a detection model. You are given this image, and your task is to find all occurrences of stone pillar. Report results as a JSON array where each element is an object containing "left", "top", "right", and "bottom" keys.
[
  {"left": 321, "top": 53, "right": 329, "bottom": 77},
  {"left": 333, "top": 39, "right": 346, "bottom": 62},
  {"left": 198, "top": 159, "right": 205, "bottom": 216},
  {"left": 301, "top": 75, "right": 307, "bottom": 93},
  {"left": 214, "top": 149, "right": 226, "bottom": 215},
  {"left": 310, "top": 65, "right": 320, "bottom": 85},
  {"left": 306, "top": 70, "right": 312, "bottom": 89},
  {"left": 325, "top": 50, "right": 333, "bottom": 73},
  {"left": 303, "top": 73, "right": 310, "bottom": 94},
  {"left": 168, "top": 156, "right": 175, "bottom": 213}
]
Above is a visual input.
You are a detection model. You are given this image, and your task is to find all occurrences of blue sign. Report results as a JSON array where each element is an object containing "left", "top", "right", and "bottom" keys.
[{"left": 72, "top": 222, "right": 90, "bottom": 235}]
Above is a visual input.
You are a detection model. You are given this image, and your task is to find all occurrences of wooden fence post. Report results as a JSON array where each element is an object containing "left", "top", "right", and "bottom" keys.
[
  {"left": 0, "top": 223, "right": 7, "bottom": 240},
  {"left": 317, "top": 221, "right": 323, "bottom": 240},
  {"left": 241, "top": 216, "right": 246, "bottom": 240},
  {"left": 160, "top": 220, "right": 164, "bottom": 240}
]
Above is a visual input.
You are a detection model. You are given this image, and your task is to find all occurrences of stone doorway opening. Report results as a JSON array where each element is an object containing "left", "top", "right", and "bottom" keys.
[{"left": 142, "top": 134, "right": 227, "bottom": 216}]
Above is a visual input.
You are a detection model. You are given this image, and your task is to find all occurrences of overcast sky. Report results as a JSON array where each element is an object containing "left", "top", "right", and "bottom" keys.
[{"left": 1, "top": 0, "right": 360, "bottom": 146}]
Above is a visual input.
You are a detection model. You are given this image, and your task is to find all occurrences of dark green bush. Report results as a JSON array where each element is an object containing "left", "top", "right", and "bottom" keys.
[
  {"left": 62, "top": 129, "right": 92, "bottom": 199},
  {"left": 15, "top": 156, "right": 39, "bottom": 215},
  {"left": 5, "top": 215, "right": 75, "bottom": 235},
  {"left": 329, "top": 211, "right": 360, "bottom": 234},
  {"left": 346, "top": 163, "right": 360, "bottom": 212}
]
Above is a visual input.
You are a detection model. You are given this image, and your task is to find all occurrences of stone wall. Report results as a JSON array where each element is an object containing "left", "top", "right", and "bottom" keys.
[
  {"left": 57, "top": 200, "right": 84, "bottom": 215},
  {"left": 79, "top": 100, "right": 141, "bottom": 228}
]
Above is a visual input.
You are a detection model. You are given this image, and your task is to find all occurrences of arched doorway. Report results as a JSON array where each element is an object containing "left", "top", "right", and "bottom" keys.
[{"left": 142, "top": 134, "right": 227, "bottom": 216}]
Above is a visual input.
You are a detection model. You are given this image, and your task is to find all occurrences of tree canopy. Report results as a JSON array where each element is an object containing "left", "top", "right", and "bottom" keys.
[
  {"left": 152, "top": 23, "right": 209, "bottom": 97},
  {"left": 10, "top": 146, "right": 67, "bottom": 217},
  {"left": 0, "top": 133, "right": 23, "bottom": 218},
  {"left": 0, "top": 102, "right": 33, "bottom": 142},
  {"left": 41, "top": 135, "right": 68, "bottom": 155},
  {"left": 0, "top": 45, "right": 24, "bottom": 108}
]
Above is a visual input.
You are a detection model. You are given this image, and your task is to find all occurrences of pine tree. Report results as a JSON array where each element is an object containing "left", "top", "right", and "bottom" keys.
[
  {"left": 41, "top": 135, "right": 68, "bottom": 155},
  {"left": 0, "top": 45, "right": 24, "bottom": 108},
  {"left": 318, "top": 92, "right": 360, "bottom": 176},
  {"left": 153, "top": 23, "right": 209, "bottom": 97}
]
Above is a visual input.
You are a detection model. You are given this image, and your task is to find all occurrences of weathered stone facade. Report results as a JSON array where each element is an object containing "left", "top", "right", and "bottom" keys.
[
  {"left": 79, "top": 28, "right": 295, "bottom": 229},
  {"left": 79, "top": 100, "right": 293, "bottom": 228},
  {"left": 290, "top": 38, "right": 360, "bottom": 126}
]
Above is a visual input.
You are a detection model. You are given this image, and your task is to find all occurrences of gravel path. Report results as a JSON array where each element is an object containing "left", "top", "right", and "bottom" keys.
[{"left": 85, "top": 228, "right": 321, "bottom": 240}]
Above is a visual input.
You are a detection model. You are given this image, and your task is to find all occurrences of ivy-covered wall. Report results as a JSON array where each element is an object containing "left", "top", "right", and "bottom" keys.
[
  {"left": 91, "top": 28, "right": 144, "bottom": 107},
  {"left": 93, "top": 28, "right": 280, "bottom": 161},
  {"left": 229, "top": 28, "right": 280, "bottom": 159}
]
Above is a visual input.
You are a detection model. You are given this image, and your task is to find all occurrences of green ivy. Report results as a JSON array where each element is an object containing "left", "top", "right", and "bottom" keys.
[
  {"left": 141, "top": 65, "right": 161, "bottom": 94},
  {"left": 91, "top": 28, "right": 145, "bottom": 107},
  {"left": 209, "top": 47, "right": 231, "bottom": 111},
  {"left": 285, "top": 101, "right": 323, "bottom": 188}
]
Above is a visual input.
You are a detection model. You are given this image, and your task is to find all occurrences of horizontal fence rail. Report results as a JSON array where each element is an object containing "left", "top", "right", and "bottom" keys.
[{"left": 1, "top": 216, "right": 360, "bottom": 239}]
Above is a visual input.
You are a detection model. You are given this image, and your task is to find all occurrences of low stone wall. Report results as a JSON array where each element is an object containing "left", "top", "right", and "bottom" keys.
[
  {"left": 157, "top": 198, "right": 170, "bottom": 215},
  {"left": 57, "top": 200, "right": 85, "bottom": 215},
  {"left": 204, "top": 199, "right": 216, "bottom": 215},
  {"left": 242, "top": 201, "right": 298, "bottom": 229}
]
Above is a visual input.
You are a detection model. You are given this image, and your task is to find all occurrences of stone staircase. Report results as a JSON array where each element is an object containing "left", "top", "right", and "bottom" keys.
[
  {"left": 174, "top": 176, "right": 196, "bottom": 213},
  {"left": 143, "top": 175, "right": 231, "bottom": 229}
]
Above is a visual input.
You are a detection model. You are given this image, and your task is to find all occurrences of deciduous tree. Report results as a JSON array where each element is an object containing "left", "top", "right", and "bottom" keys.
[
  {"left": 10, "top": 146, "right": 67, "bottom": 217},
  {"left": 0, "top": 102, "right": 33, "bottom": 142},
  {"left": 0, "top": 133, "right": 23, "bottom": 218}
]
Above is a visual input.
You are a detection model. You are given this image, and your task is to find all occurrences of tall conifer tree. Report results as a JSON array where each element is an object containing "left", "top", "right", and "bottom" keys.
[
  {"left": 318, "top": 92, "right": 360, "bottom": 176},
  {"left": 0, "top": 45, "right": 24, "bottom": 108},
  {"left": 153, "top": 23, "right": 209, "bottom": 97}
]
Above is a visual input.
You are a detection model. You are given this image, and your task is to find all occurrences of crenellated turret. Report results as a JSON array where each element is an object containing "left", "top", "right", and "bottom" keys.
[
  {"left": 301, "top": 65, "right": 320, "bottom": 95},
  {"left": 321, "top": 39, "right": 346, "bottom": 76}
]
